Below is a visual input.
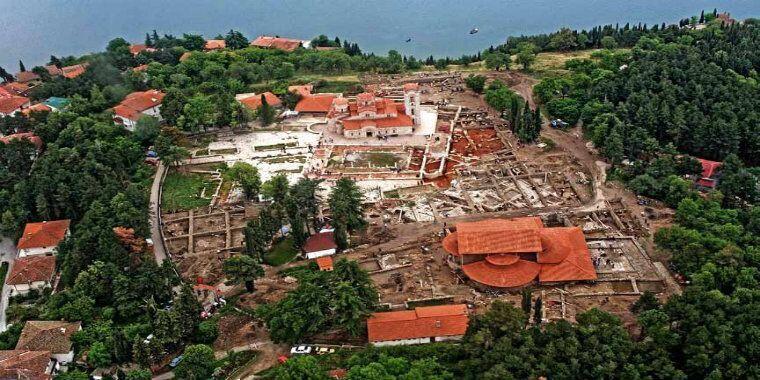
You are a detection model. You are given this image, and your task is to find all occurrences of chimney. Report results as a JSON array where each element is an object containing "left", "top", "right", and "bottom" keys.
[{"left": 434, "top": 320, "right": 442, "bottom": 328}]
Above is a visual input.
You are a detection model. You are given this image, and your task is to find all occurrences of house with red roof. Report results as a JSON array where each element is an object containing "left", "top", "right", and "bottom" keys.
[
  {"left": 0, "top": 133, "right": 44, "bottom": 155},
  {"left": 111, "top": 90, "right": 165, "bottom": 130},
  {"left": 315, "top": 256, "right": 334, "bottom": 271},
  {"left": 295, "top": 94, "right": 341, "bottom": 116},
  {"left": 0, "top": 96, "right": 31, "bottom": 116},
  {"left": 288, "top": 84, "right": 313, "bottom": 98},
  {"left": 0, "top": 350, "right": 55, "bottom": 380},
  {"left": 17, "top": 219, "right": 71, "bottom": 257},
  {"left": 236, "top": 92, "right": 282, "bottom": 111},
  {"left": 204, "top": 39, "right": 226, "bottom": 51},
  {"left": 327, "top": 85, "right": 421, "bottom": 138},
  {"left": 251, "top": 36, "right": 307, "bottom": 52},
  {"left": 1, "top": 82, "right": 32, "bottom": 97},
  {"left": 5, "top": 255, "right": 56, "bottom": 295},
  {"left": 304, "top": 228, "right": 337, "bottom": 259},
  {"left": 696, "top": 158, "right": 722, "bottom": 189},
  {"left": 60, "top": 63, "right": 88, "bottom": 79},
  {"left": 14, "top": 71, "right": 40, "bottom": 84},
  {"left": 442, "top": 217, "right": 597, "bottom": 290},
  {"left": 367, "top": 304, "right": 469, "bottom": 346},
  {"left": 129, "top": 44, "right": 156, "bottom": 56},
  {"left": 16, "top": 321, "right": 81, "bottom": 365}
]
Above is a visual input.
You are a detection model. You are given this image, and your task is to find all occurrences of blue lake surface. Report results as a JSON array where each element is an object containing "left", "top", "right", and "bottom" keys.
[{"left": 1, "top": 0, "right": 760, "bottom": 70}]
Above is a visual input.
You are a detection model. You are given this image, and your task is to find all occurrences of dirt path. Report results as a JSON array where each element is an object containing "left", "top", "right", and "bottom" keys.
[{"left": 237, "top": 342, "right": 287, "bottom": 380}]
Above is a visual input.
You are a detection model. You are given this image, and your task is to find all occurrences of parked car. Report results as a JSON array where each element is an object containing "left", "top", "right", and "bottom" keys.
[
  {"left": 290, "top": 345, "right": 313, "bottom": 355},
  {"left": 316, "top": 347, "right": 336, "bottom": 355},
  {"left": 169, "top": 355, "right": 183, "bottom": 368}
]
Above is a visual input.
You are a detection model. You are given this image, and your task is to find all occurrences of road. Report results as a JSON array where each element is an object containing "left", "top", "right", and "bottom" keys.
[
  {"left": 0, "top": 237, "right": 18, "bottom": 332},
  {"left": 150, "top": 163, "right": 168, "bottom": 264}
]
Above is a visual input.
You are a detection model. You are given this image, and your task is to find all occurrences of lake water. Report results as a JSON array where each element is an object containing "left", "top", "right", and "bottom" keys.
[{"left": 1, "top": 0, "right": 760, "bottom": 71}]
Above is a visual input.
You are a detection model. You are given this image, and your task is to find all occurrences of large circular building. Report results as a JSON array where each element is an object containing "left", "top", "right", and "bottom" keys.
[{"left": 443, "top": 217, "right": 597, "bottom": 290}]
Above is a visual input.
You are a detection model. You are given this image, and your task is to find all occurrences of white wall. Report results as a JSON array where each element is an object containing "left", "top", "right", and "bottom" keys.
[
  {"left": 372, "top": 337, "right": 431, "bottom": 347},
  {"left": 18, "top": 246, "right": 55, "bottom": 258},
  {"left": 306, "top": 248, "right": 336, "bottom": 259},
  {"left": 9, "top": 280, "right": 49, "bottom": 294},
  {"left": 52, "top": 351, "right": 75, "bottom": 365}
]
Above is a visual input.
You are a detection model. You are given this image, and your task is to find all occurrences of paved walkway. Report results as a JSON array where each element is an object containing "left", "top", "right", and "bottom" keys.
[
  {"left": 150, "top": 163, "right": 168, "bottom": 265},
  {"left": 0, "top": 237, "right": 18, "bottom": 332}
]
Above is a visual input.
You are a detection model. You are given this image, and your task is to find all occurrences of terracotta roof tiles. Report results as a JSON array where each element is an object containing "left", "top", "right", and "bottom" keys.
[
  {"left": 17, "top": 220, "right": 70, "bottom": 250},
  {"left": 251, "top": 36, "right": 303, "bottom": 52},
  {"left": 237, "top": 92, "right": 282, "bottom": 110},
  {"left": 0, "top": 96, "right": 30, "bottom": 114},
  {"left": 16, "top": 321, "right": 80, "bottom": 354},
  {"left": 5, "top": 256, "right": 56, "bottom": 285},
  {"left": 367, "top": 304, "right": 468, "bottom": 343},
  {"left": 295, "top": 94, "right": 337, "bottom": 113},
  {"left": 0, "top": 350, "right": 52, "bottom": 380},
  {"left": 303, "top": 231, "right": 336, "bottom": 253}
]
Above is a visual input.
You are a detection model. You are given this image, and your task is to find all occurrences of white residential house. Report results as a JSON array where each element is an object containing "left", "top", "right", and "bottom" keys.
[
  {"left": 16, "top": 220, "right": 70, "bottom": 258},
  {"left": 5, "top": 255, "right": 56, "bottom": 295},
  {"left": 303, "top": 228, "right": 337, "bottom": 259},
  {"left": 112, "top": 90, "right": 165, "bottom": 131}
]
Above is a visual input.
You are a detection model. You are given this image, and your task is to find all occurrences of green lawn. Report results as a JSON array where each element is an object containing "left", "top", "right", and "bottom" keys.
[
  {"left": 264, "top": 237, "right": 299, "bottom": 266},
  {"left": 161, "top": 171, "right": 215, "bottom": 212}
]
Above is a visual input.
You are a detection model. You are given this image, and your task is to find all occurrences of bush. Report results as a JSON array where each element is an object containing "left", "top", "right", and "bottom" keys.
[
  {"left": 195, "top": 319, "right": 219, "bottom": 344},
  {"left": 465, "top": 75, "right": 486, "bottom": 94}
]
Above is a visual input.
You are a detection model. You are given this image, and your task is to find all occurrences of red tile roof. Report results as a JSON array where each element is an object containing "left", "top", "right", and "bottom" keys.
[
  {"left": 2, "top": 82, "right": 31, "bottom": 96},
  {"left": 288, "top": 85, "right": 313, "bottom": 98},
  {"left": 463, "top": 259, "right": 541, "bottom": 288},
  {"left": 315, "top": 256, "right": 334, "bottom": 271},
  {"left": 0, "top": 350, "right": 52, "bottom": 380},
  {"left": 15, "top": 71, "right": 40, "bottom": 83},
  {"left": 443, "top": 218, "right": 597, "bottom": 288},
  {"left": 129, "top": 44, "right": 156, "bottom": 56},
  {"left": 204, "top": 39, "right": 226, "bottom": 50},
  {"left": 238, "top": 92, "right": 282, "bottom": 110},
  {"left": 451, "top": 217, "right": 544, "bottom": 255},
  {"left": 112, "top": 90, "right": 165, "bottom": 121},
  {"left": 5, "top": 256, "right": 56, "bottom": 286},
  {"left": 367, "top": 304, "right": 468, "bottom": 343},
  {"left": 17, "top": 219, "right": 70, "bottom": 250},
  {"left": 61, "top": 63, "right": 88, "bottom": 79},
  {"left": 0, "top": 133, "right": 43, "bottom": 150},
  {"left": 16, "top": 321, "right": 80, "bottom": 355},
  {"left": 303, "top": 231, "right": 337, "bottom": 253},
  {"left": 295, "top": 94, "right": 337, "bottom": 113},
  {"left": 697, "top": 158, "right": 721, "bottom": 188},
  {"left": 251, "top": 36, "right": 303, "bottom": 52},
  {"left": 0, "top": 96, "right": 30, "bottom": 114},
  {"left": 538, "top": 228, "right": 597, "bottom": 283},
  {"left": 44, "top": 65, "right": 62, "bottom": 76}
]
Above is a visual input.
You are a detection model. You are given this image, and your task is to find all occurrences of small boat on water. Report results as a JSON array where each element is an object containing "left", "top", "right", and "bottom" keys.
[
  {"left": 405, "top": 38, "right": 412, "bottom": 42},
  {"left": 469, "top": 28, "right": 479, "bottom": 34}
]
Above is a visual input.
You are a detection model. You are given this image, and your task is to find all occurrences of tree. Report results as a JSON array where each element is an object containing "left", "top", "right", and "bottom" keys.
[
  {"left": 601, "top": 36, "right": 619, "bottom": 49},
  {"left": 521, "top": 288, "right": 532, "bottom": 315},
  {"left": 224, "top": 29, "right": 249, "bottom": 50},
  {"left": 262, "top": 174, "right": 289, "bottom": 206},
  {"left": 515, "top": 43, "right": 537, "bottom": 71},
  {"left": 87, "top": 341, "right": 112, "bottom": 368},
  {"left": 125, "top": 369, "right": 153, "bottom": 380},
  {"left": 484, "top": 52, "right": 510, "bottom": 71},
  {"left": 133, "top": 115, "right": 161, "bottom": 146},
  {"left": 465, "top": 74, "right": 487, "bottom": 94},
  {"left": 257, "top": 94, "right": 276, "bottom": 126},
  {"left": 174, "top": 344, "right": 215, "bottom": 380},
  {"left": 329, "top": 178, "right": 365, "bottom": 249},
  {"left": 0, "top": 66, "right": 14, "bottom": 82},
  {"left": 18, "top": 60, "right": 25, "bottom": 73},
  {"left": 533, "top": 297, "right": 543, "bottom": 324},
  {"left": 178, "top": 94, "right": 217, "bottom": 132},
  {"left": 631, "top": 291, "right": 660, "bottom": 314},
  {"left": 273, "top": 355, "right": 328, "bottom": 380},
  {"left": 226, "top": 162, "right": 261, "bottom": 200},
  {"left": 223, "top": 254, "right": 264, "bottom": 292}
]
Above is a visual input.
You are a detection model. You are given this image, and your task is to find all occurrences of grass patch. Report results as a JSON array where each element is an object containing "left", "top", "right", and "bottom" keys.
[
  {"left": 264, "top": 237, "right": 299, "bottom": 266},
  {"left": 162, "top": 171, "right": 215, "bottom": 212},
  {"left": 383, "top": 190, "right": 400, "bottom": 199},
  {"left": 209, "top": 148, "right": 238, "bottom": 155},
  {"left": 215, "top": 350, "right": 257, "bottom": 380},
  {"left": 314, "top": 80, "right": 363, "bottom": 94},
  {"left": 254, "top": 142, "right": 298, "bottom": 151},
  {"left": 194, "top": 149, "right": 209, "bottom": 156},
  {"left": 531, "top": 49, "right": 629, "bottom": 78},
  {"left": 361, "top": 152, "right": 402, "bottom": 167},
  {"left": 0, "top": 262, "right": 8, "bottom": 294},
  {"left": 263, "top": 155, "right": 307, "bottom": 164}
]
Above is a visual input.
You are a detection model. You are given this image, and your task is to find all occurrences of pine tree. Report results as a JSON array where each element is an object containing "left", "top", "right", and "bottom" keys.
[
  {"left": 49, "top": 55, "right": 62, "bottom": 68},
  {"left": 152, "top": 29, "right": 160, "bottom": 45},
  {"left": 533, "top": 297, "right": 543, "bottom": 324},
  {"left": 258, "top": 95, "right": 275, "bottom": 126},
  {"left": 699, "top": 10, "right": 705, "bottom": 24},
  {"left": 18, "top": 60, "right": 25, "bottom": 72},
  {"left": 145, "top": 33, "right": 152, "bottom": 47},
  {"left": 521, "top": 288, "right": 532, "bottom": 315}
]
